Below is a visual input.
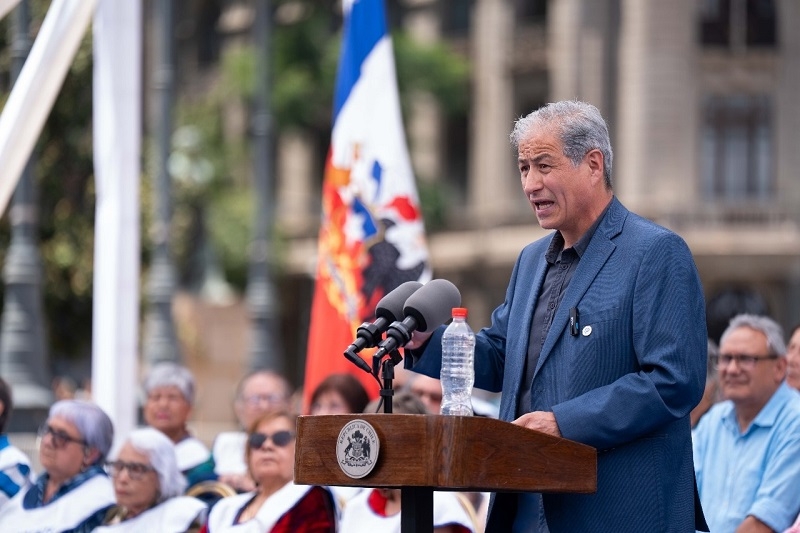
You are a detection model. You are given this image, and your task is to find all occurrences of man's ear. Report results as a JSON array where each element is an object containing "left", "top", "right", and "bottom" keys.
[
  {"left": 774, "top": 356, "right": 788, "bottom": 383},
  {"left": 585, "top": 149, "right": 605, "bottom": 185}
]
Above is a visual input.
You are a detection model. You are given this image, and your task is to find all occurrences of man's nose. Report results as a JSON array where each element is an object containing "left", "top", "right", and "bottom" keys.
[{"left": 522, "top": 172, "right": 542, "bottom": 193}]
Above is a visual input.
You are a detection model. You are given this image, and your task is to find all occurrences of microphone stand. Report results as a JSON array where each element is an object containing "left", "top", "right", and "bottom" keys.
[
  {"left": 370, "top": 347, "right": 433, "bottom": 532},
  {"left": 376, "top": 349, "right": 403, "bottom": 414}
]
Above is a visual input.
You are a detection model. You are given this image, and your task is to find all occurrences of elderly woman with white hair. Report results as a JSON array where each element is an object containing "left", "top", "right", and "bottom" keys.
[
  {"left": 143, "top": 362, "right": 214, "bottom": 487},
  {"left": 0, "top": 400, "right": 116, "bottom": 533},
  {"left": 95, "top": 428, "right": 207, "bottom": 532}
]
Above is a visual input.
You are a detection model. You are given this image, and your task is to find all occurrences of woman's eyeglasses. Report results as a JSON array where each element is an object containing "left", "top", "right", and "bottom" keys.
[
  {"left": 105, "top": 460, "right": 156, "bottom": 480},
  {"left": 38, "top": 424, "right": 87, "bottom": 449},
  {"left": 248, "top": 430, "right": 295, "bottom": 449}
]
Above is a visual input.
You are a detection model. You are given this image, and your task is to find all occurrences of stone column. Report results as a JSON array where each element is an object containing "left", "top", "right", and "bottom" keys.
[
  {"left": 615, "top": 0, "right": 696, "bottom": 215},
  {"left": 468, "top": 0, "right": 516, "bottom": 228},
  {"left": 405, "top": 0, "right": 442, "bottom": 184},
  {"left": 776, "top": 0, "right": 800, "bottom": 211},
  {"left": 276, "top": 130, "right": 316, "bottom": 235}
]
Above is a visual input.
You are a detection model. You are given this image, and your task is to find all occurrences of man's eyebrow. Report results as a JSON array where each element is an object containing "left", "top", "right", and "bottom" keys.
[{"left": 519, "top": 153, "right": 552, "bottom": 164}]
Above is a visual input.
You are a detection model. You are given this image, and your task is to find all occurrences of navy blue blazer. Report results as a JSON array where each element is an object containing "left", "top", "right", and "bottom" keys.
[{"left": 411, "top": 198, "right": 707, "bottom": 532}]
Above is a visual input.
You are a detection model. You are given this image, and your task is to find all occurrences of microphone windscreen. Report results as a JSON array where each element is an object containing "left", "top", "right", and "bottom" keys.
[
  {"left": 403, "top": 279, "right": 461, "bottom": 332},
  {"left": 375, "top": 281, "right": 424, "bottom": 322}
]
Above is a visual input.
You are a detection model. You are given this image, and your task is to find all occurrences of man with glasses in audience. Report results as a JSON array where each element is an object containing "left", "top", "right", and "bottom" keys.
[
  {"left": 408, "top": 374, "right": 444, "bottom": 414},
  {"left": 212, "top": 370, "right": 293, "bottom": 492},
  {"left": 693, "top": 314, "right": 800, "bottom": 533}
]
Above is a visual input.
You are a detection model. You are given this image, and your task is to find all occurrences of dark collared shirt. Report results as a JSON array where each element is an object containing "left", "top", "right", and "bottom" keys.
[{"left": 516, "top": 204, "right": 611, "bottom": 417}]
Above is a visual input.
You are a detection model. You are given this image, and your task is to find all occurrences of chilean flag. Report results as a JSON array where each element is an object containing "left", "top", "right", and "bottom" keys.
[{"left": 303, "top": 0, "right": 431, "bottom": 409}]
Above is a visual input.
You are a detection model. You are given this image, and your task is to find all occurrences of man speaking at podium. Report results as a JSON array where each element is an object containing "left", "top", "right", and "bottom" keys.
[{"left": 407, "top": 100, "right": 707, "bottom": 532}]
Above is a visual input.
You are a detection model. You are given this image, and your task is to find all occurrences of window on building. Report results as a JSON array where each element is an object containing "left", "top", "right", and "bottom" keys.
[
  {"left": 699, "top": 0, "right": 777, "bottom": 48},
  {"left": 701, "top": 94, "right": 773, "bottom": 201},
  {"left": 700, "top": 0, "right": 731, "bottom": 45},
  {"left": 514, "top": 0, "right": 547, "bottom": 24},
  {"left": 443, "top": 113, "right": 469, "bottom": 204},
  {"left": 746, "top": 0, "right": 777, "bottom": 46},
  {"left": 440, "top": 0, "right": 473, "bottom": 36}
]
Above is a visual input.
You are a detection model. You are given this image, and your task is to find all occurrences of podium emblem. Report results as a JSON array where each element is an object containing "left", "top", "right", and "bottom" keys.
[{"left": 336, "top": 419, "right": 380, "bottom": 479}]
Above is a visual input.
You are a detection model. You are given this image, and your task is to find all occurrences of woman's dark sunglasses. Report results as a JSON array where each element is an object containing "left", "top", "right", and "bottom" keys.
[{"left": 248, "top": 430, "right": 295, "bottom": 449}]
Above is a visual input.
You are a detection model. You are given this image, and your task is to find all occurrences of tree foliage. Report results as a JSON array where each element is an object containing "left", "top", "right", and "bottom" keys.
[{"left": 0, "top": 0, "right": 470, "bottom": 363}]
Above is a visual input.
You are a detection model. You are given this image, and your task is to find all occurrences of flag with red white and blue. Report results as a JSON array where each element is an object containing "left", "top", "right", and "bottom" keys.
[{"left": 304, "top": 0, "right": 431, "bottom": 408}]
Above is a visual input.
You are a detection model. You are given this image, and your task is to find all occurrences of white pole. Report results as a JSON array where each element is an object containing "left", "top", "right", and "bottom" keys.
[
  {"left": 0, "top": 0, "right": 22, "bottom": 22},
  {"left": 0, "top": 0, "right": 97, "bottom": 217},
  {"left": 91, "top": 0, "right": 142, "bottom": 445}
]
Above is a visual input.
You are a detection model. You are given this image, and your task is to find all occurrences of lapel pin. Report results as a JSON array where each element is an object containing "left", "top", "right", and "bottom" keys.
[{"left": 582, "top": 325, "right": 592, "bottom": 337}]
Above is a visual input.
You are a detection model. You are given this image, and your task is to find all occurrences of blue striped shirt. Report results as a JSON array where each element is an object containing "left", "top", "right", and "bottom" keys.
[{"left": 0, "top": 435, "right": 33, "bottom": 508}]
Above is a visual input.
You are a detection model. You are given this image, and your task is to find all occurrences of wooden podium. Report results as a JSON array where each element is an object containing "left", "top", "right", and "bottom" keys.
[{"left": 295, "top": 414, "right": 596, "bottom": 532}]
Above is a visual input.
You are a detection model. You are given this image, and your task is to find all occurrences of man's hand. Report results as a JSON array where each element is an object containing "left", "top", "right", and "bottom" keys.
[
  {"left": 404, "top": 330, "right": 433, "bottom": 350},
  {"left": 513, "top": 411, "right": 562, "bottom": 438}
]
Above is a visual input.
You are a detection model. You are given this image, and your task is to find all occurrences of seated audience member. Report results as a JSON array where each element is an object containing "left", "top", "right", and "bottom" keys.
[
  {"left": 408, "top": 372, "right": 498, "bottom": 419},
  {"left": 0, "top": 378, "right": 34, "bottom": 509},
  {"left": 143, "top": 362, "right": 214, "bottom": 487},
  {"left": 0, "top": 400, "right": 115, "bottom": 532},
  {"left": 694, "top": 314, "right": 800, "bottom": 533},
  {"left": 408, "top": 373, "right": 444, "bottom": 415},
  {"left": 340, "top": 392, "right": 477, "bottom": 533},
  {"left": 308, "top": 373, "right": 370, "bottom": 505},
  {"left": 309, "top": 373, "right": 370, "bottom": 415},
  {"left": 212, "top": 370, "right": 292, "bottom": 492},
  {"left": 787, "top": 323, "right": 800, "bottom": 391},
  {"left": 690, "top": 339, "right": 721, "bottom": 428},
  {"left": 204, "top": 411, "right": 336, "bottom": 532},
  {"left": 97, "top": 427, "right": 206, "bottom": 531}
]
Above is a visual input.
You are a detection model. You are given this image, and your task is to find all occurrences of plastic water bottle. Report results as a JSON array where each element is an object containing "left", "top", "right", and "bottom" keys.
[{"left": 440, "top": 307, "right": 475, "bottom": 416}]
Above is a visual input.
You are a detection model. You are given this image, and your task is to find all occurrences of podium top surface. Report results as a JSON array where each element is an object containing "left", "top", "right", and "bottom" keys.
[{"left": 294, "top": 414, "right": 596, "bottom": 494}]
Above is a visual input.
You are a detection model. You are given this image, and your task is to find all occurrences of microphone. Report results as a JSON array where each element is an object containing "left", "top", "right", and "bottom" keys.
[
  {"left": 373, "top": 279, "right": 461, "bottom": 362},
  {"left": 343, "top": 281, "right": 424, "bottom": 374}
]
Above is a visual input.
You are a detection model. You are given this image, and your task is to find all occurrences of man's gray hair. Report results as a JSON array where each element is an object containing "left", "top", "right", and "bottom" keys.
[
  {"left": 143, "top": 362, "right": 196, "bottom": 405},
  {"left": 706, "top": 338, "right": 720, "bottom": 381},
  {"left": 49, "top": 400, "right": 114, "bottom": 462},
  {"left": 123, "top": 427, "right": 187, "bottom": 499},
  {"left": 234, "top": 369, "right": 292, "bottom": 402},
  {"left": 510, "top": 100, "right": 614, "bottom": 189},
  {"left": 720, "top": 314, "right": 787, "bottom": 357}
]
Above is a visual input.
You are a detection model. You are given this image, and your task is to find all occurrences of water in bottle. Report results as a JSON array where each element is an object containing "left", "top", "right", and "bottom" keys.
[{"left": 440, "top": 307, "right": 475, "bottom": 416}]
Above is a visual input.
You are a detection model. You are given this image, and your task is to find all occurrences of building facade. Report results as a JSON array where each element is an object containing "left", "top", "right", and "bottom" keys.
[{"left": 280, "top": 0, "right": 800, "bottom": 359}]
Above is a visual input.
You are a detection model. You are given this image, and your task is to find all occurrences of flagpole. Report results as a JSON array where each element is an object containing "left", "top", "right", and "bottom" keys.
[{"left": 246, "top": 0, "right": 283, "bottom": 371}]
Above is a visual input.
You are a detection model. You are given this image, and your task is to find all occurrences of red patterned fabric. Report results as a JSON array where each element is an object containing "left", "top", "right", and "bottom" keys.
[{"left": 270, "top": 486, "right": 336, "bottom": 533}]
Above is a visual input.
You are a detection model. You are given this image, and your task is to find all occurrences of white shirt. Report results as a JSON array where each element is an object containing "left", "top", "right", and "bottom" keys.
[
  {"left": 93, "top": 496, "right": 207, "bottom": 533},
  {"left": 0, "top": 474, "right": 115, "bottom": 533},
  {"left": 208, "top": 483, "right": 328, "bottom": 533},
  {"left": 339, "top": 489, "right": 476, "bottom": 532},
  {"left": 211, "top": 432, "right": 247, "bottom": 476}
]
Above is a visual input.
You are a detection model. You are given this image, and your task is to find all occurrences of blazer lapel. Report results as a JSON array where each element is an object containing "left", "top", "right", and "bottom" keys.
[
  {"left": 499, "top": 240, "right": 551, "bottom": 421},
  {"left": 533, "top": 198, "right": 627, "bottom": 378}
]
